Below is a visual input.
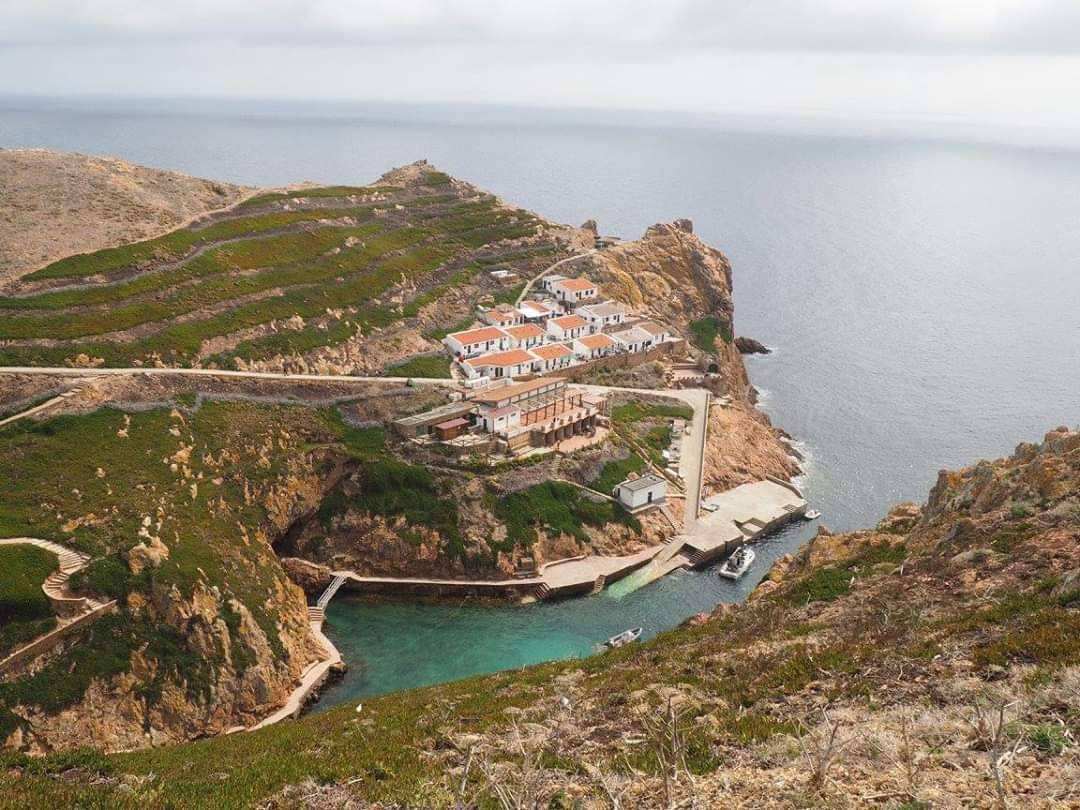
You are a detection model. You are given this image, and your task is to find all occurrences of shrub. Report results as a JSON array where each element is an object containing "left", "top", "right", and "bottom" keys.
[
  {"left": 688, "top": 315, "right": 732, "bottom": 353},
  {"left": 592, "top": 453, "right": 646, "bottom": 495},
  {"left": 1028, "top": 724, "right": 1069, "bottom": 755},
  {"left": 70, "top": 556, "right": 138, "bottom": 601},
  {"left": 493, "top": 482, "right": 640, "bottom": 551}
]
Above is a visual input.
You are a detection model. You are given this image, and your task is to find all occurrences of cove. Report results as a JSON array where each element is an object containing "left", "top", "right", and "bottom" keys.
[{"left": 314, "top": 517, "right": 820, "bottom": 709}]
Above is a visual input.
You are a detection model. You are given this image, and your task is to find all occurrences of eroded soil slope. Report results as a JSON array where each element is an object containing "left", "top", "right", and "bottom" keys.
[{"left": 0, "top": 149, "right": 250, "bottom": 286}]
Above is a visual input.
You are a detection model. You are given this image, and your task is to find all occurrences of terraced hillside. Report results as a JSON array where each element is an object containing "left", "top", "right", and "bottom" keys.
[{"left": 0, "top": 162, "right": 570, "bottom": 374}]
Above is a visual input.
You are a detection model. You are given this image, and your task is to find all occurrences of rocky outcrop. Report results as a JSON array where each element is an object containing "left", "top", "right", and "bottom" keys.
[
  {"left": 588, "top": 221, "right": 795, "bottom": 489},
  {"left": 734, "top": 336, "right": 770, "bottom": 355}
]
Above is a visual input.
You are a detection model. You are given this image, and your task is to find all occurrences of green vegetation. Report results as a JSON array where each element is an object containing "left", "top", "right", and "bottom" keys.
[
  {"left": 0, "top": 544, "right": 56, "bottom": 623},
  {"left": 70, "top": 556, "right": 142, "bottom": 601},
  {"left": 611, "top": 400, "right": 693, "bottom": 426},
  {"left": 0, "top": 400, "right": 373, "bottom": 725},
  {"left": 492, "top": 481, "right": 641, "bottom": 551},
  {"left": 784, "top": 541, "right": 907, "bottom": 604},
  {"left": 0, "top": 544, "right": 59, "bottom": 657},
  {"left": 591, "top": 453, "right": 646, "bottom": 495},
  {"left": 1028, "top": 724, "right": 1069, "bottom": 756},
  {"left": 688, "top": 315, "right": 733, "bottom": 353},
  {"left": 2, "top": 181, "right": 548, "bottom": 369},
  {"left": 384, "top": 354, "right": 451, "bottom": 378}
]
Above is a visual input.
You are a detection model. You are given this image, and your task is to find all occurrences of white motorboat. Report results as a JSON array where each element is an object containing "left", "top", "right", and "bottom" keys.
[
  {"left": 718, "top": 547, "right": 755, "bottom": 581},
  {"left": 805, "top": 509, "right": 822, "bottom": 520},
  {"left": 605, "top": 627, "right": 643, "bottom": 648}
]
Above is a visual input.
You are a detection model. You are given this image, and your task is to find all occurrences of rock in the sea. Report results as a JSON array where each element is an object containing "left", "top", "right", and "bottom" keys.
[{"left": 735, "top": 336, "right": 770, "bottom": 355}]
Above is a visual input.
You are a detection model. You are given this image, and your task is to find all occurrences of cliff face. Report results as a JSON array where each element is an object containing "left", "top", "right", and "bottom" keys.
[
  {"left": 0, "top": 402, "right": 335, "bottom": 755},
  {"left": 588, "top": 220, "right": 797, "bottom": 491}
]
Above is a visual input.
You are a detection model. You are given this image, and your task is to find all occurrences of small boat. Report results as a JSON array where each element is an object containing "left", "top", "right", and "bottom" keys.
[
  {"left": 605, "top": 627, "right": 642, "bottom": 648},
  {"left": 805, "top": 509, "right": 822, "bottom": 520},
  {"left": 719, "top": 547, "right": 755, "bottom": 581}
]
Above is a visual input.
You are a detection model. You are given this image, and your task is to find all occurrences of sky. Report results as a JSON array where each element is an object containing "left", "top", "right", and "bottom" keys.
[{"left": 3, "top": 1, "right": 1080, "bottom": 139}]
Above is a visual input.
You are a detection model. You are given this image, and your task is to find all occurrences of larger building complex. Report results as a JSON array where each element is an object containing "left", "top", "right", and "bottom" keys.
[{"left": 392, "top": 377, "right": 609, "bottom": 456}]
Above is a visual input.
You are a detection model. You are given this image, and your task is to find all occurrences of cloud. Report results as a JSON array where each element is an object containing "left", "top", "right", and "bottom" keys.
[{"left": 3, "top": 0, "right": 1079, "bottom": 52}]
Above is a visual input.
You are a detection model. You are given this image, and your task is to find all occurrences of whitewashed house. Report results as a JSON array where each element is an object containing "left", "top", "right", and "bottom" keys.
[
  {"left": 505, "top": 323, "right": 546, "bottom": 350},
  {"left": 578, "top": 302, "right": 626, "bottom": 333},
  {"left": 546, "top": 314, "right": 589, "bottom": 342},
  {"left": 550, "top": 277, "right": 599, "bottom": 306},
  {"left": 609, "top": 325, "right": 655, "bottom": 354},
  {"left": 540, "top": 274, "right": 566, "bottom": 293},
  {"left": 444, "top": 326, "right": 511, "bottom": 359},
  {"left": 636, "top": 320, "right": 671, "bottom": 344},
  {"left": 518, "top": 300, "right": 558, "bottom": 323},
  {"left": 613, "top": 474, "right": 667, "bottom": 512},
  {"left": 479, "top": 404, "right": 522, "bottom": 434},
  {"left": 464, "top": 349, "right": 537, "bottom": 380},
  {"left": 530, "top": 343, "right": 574, "bottom": 373},
  {"left": 572, "top": 333, "right": 618, "bottom": 361},
  {"left": 480, "top": 305, "right": 523, "bottom": 328}
]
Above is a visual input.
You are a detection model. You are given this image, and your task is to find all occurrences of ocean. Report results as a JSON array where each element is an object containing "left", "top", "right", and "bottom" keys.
[{"left": 4, "top": 95, "right": 1077, "bottom": 702}]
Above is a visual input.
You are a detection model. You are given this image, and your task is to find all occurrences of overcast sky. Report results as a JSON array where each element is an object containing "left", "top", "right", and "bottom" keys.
[{"left": 3, "top": 1, "right": 1080, "bottom": 138}]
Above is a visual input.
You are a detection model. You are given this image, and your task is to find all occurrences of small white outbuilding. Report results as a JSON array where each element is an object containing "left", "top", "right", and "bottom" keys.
[{"left": 613, "top": 473, "right": 667, "bottom": 512}]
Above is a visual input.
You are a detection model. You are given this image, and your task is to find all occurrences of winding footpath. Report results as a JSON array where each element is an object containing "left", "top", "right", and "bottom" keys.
[
  {"left": 514, "top": 249, "right": 595, "bottom": 306},
  {"left": 0, "top": 537, "right": 116, "bottom": 676}
]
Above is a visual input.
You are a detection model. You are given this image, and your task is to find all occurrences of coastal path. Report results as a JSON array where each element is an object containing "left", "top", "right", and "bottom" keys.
[{"left": 514, "top": 250, "right": 595, "bottom": 307}]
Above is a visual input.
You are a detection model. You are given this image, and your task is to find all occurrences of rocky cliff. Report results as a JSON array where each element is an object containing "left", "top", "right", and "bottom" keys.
[{"left": 587, "top": 219, "right": 797, "bottom": 491}]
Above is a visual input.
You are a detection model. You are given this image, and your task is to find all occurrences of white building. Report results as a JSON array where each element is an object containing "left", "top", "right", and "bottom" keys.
[
  {"left": 578, "top": 301, "right": 626, "bottom": 333},
  {"left": 613, "top": 474, "right": 667, "bottom": 512},
  {"left": 530, "top": 343, "right": 574, "bottom": 373},
  {"left": 518, "top": 300, "right": 558, "bottom": 323},
  {"left": 540, "top": 274, "right": 567, "bottom": 293},
  {"left": 546, "top": 314, "right": 589, "bottom": 342},
  {"left": 479, "top": 404, "right": 521, "bottom": 434},
  {"left": 480, "top": 306, "right": 523, "bottom": 328},
  {"left": 549, "top": 277, "right": 599, "bottom": 306},
  {"left": 636, "top": 320, "right": 671, "bottom": 343},
  {"left": 463, "top": 348, "right": 537, "bottom": 380},
  {"left": 444, "top": 326, "right": 511, "bottom": 359},
  {"left": 504, "top": 323, "right": 546, "bottom": 350},
  {"left": 609, "top": 325, "right": 655, "bottom": 354},
  {"left": 572, "top": 333, "right": 618, "bottom": 361}
]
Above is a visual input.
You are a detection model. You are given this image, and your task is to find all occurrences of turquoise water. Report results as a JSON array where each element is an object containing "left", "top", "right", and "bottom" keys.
[
  {"left": 320, "top": 521, "right": 812, "bottom": 704},
  {"left": 3, "top": 96, "right": 1077, "bottom": 703}
]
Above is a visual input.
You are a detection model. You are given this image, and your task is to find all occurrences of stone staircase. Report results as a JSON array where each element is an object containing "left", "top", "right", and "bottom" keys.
[
  {"left": 532, "top": 582, "right": 552, "bottom": 601},
  {"left": 0, "top": 537, "right": 94, "bottom": 615},
  {"left": 0, "top": 537, "right": 117, "bottom": 676}
]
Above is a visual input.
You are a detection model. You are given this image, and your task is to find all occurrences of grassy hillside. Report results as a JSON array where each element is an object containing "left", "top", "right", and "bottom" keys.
[
  {"left": 0, "top": 167, "right": 560, "bottom": 371},
  {"left": 0, "top": 545, "right": 58, "bottom": 659},
  {"left": 2, "top": 428, "right": 1076, "bottom": 808}
]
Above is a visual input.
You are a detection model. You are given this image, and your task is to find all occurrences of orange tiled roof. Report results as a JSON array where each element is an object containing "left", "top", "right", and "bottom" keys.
[
  {"left": 577, "top": 333, "right": 616, "bottom": 349},
  {"left": 448, "top": 326, "right": 508, "bottom": 344},
  {"left": 559, "top": 278, "right": 596, "bottom": 292},
  {"left": 506, "top": 324, "right": 545, "bottom": 339},
  {"left": 532, "top": 343, "right": 573, "bottom": 359},
  {"left": 550, "top": 315, "right": 588, "bottom": 330},
  {"left": 473, "top": 349, "right": 535, "bottom": 367}
]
